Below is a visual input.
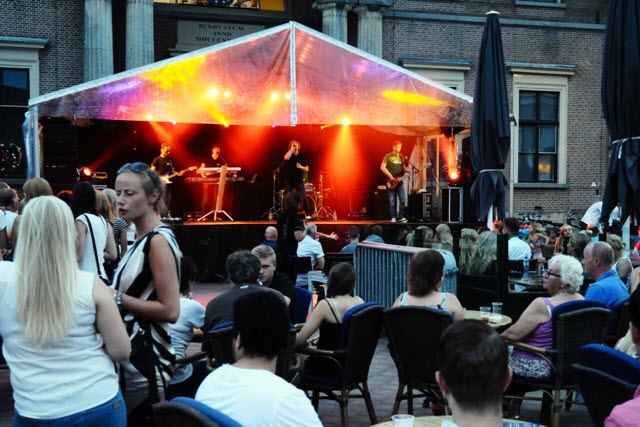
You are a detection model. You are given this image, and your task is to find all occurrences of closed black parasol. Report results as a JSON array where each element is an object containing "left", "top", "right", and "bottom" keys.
[
  {"left": 601, "top": 0, "right": 640, "bottom": 224},
  {"left": 470, "top": 11, "right": 511, "bottom": 221}
]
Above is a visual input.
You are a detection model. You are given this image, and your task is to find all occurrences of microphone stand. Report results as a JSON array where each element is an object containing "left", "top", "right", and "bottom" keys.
[{"left": 262, "top": 161, "right": 286, "bottom": 220}]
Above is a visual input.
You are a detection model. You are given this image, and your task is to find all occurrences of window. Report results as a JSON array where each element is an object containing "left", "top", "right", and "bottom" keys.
[
  {"left": 154, "top": 0, "right": 285, "bottom": 11},
  {"left": 518, "top": 91, "right": 559, "bottom": 182},
  {"left": 509, "top": 64, "right": 573, "bottom": 186},
  {"left": 399, "top": 58, "right": 471, "bottom": 93}
]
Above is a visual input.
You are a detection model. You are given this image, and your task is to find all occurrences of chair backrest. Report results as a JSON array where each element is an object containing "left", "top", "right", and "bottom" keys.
[
  {"left": 275, "top": 327, "right": 298, "bottom": 381},
  {"left": 324, "top": 252, "right": 354, "bottom": 274},
  {"left": 551, "top": 300, "right": 611, "bottom": 381},
  {"left": 170, "top": 397, "right": 242, "bottom": 427},
  {"left": 290, "top": 256, "right": 313, "bottom": 275},
  {"left": 572, "top": 364, "right": 638, "bottom": 427},
  {"left": 579, "top": 343, "right": 640, "bottom": 384},
  {"left": 294, "top": 286, "right": 312, "bottom": 324},
  {"left": 340, "top": 301, "right": 380, "bottom": 348},
  {"left": 383, "top": 306, "right": 453, "bottom": 384},
  {"left": 342, "top": 304, "right": 384, "bottom": 384},
  {"left": 206, "top": 322, "right": 236, "bottom": 367},
  {"left": 606, "top": 296, "right": 630, "bottom": 336}
]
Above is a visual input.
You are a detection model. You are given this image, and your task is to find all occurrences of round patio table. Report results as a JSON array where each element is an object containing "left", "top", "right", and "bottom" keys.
[{"left": 464, "top": 310, "right": 512, "bottom": 329}]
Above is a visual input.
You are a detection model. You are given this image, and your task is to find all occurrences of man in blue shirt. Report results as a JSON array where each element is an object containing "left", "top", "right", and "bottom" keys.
[{"left": 582, "top": 241, "right": 629, "bottom": 310}]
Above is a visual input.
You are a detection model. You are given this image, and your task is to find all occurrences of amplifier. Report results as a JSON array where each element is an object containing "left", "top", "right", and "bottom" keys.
[{"left": 408, "top": 193, "right": 432, "bottom": 222}]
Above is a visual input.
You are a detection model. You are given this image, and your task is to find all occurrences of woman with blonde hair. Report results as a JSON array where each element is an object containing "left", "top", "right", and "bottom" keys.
[
  {"left": 103, "top": 188, "right": 129, "bottom": 259},
  {"left": 567, "top": 230, "right": 591, "bottom": 261},
  {"left": 469, "top": 231, "right": 497, "bottom": 275},
  {"left": 607, "top": 233, "right": 633, "bottom": 284},
  {"left": 0, "top": 196, "right": 130, "bottom": 426},
  {"left": 434, "top": 223, "right": 454, "bottom": 251},
  {"left": 10, "top": 177, "right": 53, "bottom": 250},
  {"left": 112, "top": 162, "right": 181, "bottom": 425},
  {"left": 527, "top": 223, "right": 550, "bottom": 260},
  {"left": 458, "top": 228, "right": 479, "bottom": 274}
]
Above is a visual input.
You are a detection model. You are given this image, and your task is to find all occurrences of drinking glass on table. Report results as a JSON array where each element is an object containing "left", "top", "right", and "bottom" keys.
[
  {"left": 492, "top": 302, "right": 503, "bottom": 321},
  {"left": 479, "top": 306, "right": 491, "bottom": 323}
]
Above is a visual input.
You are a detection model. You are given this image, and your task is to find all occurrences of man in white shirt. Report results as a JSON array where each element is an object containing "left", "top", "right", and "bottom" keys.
[
  {"left": 503, "top": 217, "right": 531, "bottom": 261},
  {"left": 196, "top": 291, "right": 322, "bottom": 427},
  {"left": 295, "top": 222, "right": 325, "bottom": 287}
]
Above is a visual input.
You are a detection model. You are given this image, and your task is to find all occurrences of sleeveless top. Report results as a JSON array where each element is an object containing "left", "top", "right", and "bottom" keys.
[
  {"left": 76, "top": 213, "right": 109, "bottom": 277},
  {"left": 317, "top": 298, "right": 343, "bottom": 350},
  {"left": 399, "top": 291, "right": 448, "bottom": 311},
  {"left": 113, "top": 225, "right": 182, "bottom": 401},
  {"left": 0, "top": 264, "right": 119, "bottom": 418},
  {"left": 513, "top": 298, "right": 555, "bottom": 360}
]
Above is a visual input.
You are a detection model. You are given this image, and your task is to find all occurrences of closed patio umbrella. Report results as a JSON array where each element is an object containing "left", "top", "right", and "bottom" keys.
[
  {"left": 470, "top": 11, "right": 511, "bottom": 221},
  {"left": 601, "top": 0, "right": 640, "bottom": 224}
]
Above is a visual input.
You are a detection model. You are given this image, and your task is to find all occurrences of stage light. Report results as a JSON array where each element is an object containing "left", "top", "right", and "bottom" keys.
[
  {"left": 284, "top": 92, "right": 291, "bottom": 100},
  {"left": 145, "top": 114, "right": 153, "bottom": 121},
  {"left": 448, "top": 170, "right": 460, "bottom": 182},
  {"left": 341, "top": 117, "right": 351, "bottom": 126},
  {"left": 79, "top": 167, "right": 92, "bottom": 178},
  {"left": 207, "top": 88, "right": 219, "bottom": 98},
  {"left": 223, "top": 90, "right": 231, "bottom": 98},
  {"left": 271, "top": 92, "right": 279, "bottom": 101}
]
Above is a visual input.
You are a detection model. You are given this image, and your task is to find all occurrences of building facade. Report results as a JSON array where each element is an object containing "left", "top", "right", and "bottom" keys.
[{"left": 0, "top": 0, "right": 610, "bottom": 219}]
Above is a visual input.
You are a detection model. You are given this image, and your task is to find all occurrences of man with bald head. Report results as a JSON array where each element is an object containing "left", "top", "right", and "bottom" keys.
[
  {"left": 261, "top": 226, "right": 278, "bottom": 249},
  {"left": 583, "top": 241, "right": 629, "bottom": 311}
]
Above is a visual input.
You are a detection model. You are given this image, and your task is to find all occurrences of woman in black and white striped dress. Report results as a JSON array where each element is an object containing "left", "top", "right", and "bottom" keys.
[{"left": 111, "top": 162, "right": 182, "bottom": 426}]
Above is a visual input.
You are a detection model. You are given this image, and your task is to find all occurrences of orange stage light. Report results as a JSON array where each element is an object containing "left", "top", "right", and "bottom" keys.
[{"left": 79, "top": 167, "right": 92, "bottom": 177}]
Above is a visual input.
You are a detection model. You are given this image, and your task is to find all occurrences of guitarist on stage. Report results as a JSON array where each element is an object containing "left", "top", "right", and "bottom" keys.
[
  {"left": 151, "top": 142, "right": 175, "bottom": 178},
  {"left": 381, "top": 140, "right": 409, "bottom": 223}
]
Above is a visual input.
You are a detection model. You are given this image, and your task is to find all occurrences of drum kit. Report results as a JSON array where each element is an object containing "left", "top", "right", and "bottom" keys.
[{"left": 270, "top": 173, "right": 337, "bottom": 220}]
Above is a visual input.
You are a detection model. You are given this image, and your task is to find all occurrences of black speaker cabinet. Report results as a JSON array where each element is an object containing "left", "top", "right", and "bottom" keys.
[
  {"left": 373, "top": 190, "right": 390, "bottom": 220},
  {"left": 442, "top": 187, "right": 463, "bottom": 223},
  {"left": 408, "top": 193, "right": 432, "bottom": 222}
]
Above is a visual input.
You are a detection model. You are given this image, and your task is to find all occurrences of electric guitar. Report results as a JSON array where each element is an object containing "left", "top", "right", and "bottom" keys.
[
  {"left": 386, "top": 164, "right": 431, "bottom": 190},
  {"left": 160, "top": 166, "right": 197, "bottom": 184}
]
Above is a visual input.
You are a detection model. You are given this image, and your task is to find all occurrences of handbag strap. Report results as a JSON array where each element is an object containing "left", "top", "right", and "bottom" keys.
[{"left": 83, "top": 214, "right": 102, "bottom": 275}]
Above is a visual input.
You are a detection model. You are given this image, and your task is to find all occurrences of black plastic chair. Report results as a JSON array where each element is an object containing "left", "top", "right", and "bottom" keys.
[
  {"left": 506, "top": 300, "right": 611, "bottom": 427},
  {"left": 604, "top": 298, "right": 630, "bottom": 347},
  {"left": 152, "top": 397, "right": 242, "bottom": 427},
  {"left": 383, "top": 306, "right": 452, "bottom": 415},
  {"left": 296, "top": 303, "right": 384, "bottom": 427},
  {"left": 294, "top": 286, "right": 313, "bottom": 323},
  {"left": 205, "top": 321, "right": 297, "bottom": 381}
]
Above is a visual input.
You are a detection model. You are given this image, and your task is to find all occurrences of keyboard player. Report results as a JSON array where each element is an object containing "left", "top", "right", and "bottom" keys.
[{"left": 198, "top": 145, "right": 227, "bottom": 213}]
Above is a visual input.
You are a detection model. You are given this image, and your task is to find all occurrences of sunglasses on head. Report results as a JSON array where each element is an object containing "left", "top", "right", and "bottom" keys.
[{"left": 118, "top": 162, "right": 149, "bottom": 174}]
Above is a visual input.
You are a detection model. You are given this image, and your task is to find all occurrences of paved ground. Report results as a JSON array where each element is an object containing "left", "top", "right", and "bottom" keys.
[{"left": 0, "top": 337, "right": 594, "bottom": 426}]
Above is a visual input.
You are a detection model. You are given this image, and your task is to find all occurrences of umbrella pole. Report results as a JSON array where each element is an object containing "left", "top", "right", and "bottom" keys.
[{"left": 509, "top": 115, "right": 516, "bottom": 216}]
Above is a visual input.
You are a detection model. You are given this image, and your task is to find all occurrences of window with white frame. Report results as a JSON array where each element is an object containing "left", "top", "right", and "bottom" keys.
[
  {"left": 0, "top": 37, "right": 45, "bottom": 179},
  {"left": 510, "top": 65, "right": 573, "bottom": 185}
]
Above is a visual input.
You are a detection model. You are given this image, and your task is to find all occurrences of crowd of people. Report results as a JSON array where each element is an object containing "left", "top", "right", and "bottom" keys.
[{"left": 1, "top": 162, "right": 640, "bottom": 426}]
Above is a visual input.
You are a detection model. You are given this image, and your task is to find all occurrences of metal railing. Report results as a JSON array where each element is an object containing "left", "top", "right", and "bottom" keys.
[{"left": 354, "top": 242, "right": 458, "bottom": 308}]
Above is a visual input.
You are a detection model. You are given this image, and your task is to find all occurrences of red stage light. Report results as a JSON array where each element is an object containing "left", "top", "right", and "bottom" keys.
[
  {"left": 80, "top": 167, "right": 92, "bottom": 177},
  {"left": 449, "top": 170, "right": 459, "bottom": 182}
]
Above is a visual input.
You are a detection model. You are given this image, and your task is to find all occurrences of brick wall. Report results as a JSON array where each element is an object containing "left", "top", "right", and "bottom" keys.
[{"left": 0, "top": 0, "right": 84, "bottom": 94}]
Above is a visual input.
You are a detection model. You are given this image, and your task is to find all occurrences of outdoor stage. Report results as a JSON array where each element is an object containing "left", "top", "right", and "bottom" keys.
[{"left": 170, "top": 219, "right": 477, "bottom": 281}]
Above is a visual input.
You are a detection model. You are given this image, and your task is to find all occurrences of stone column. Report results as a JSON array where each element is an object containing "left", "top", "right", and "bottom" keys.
[
  {"left": 126, "top": 0, "right": 154, "bottom": 69},
  {"left": 84, "top": 0, "right": 113, "bottom": 81},
  {"left": 353, "top": 3, "right": 389, "bottom": 57},
  {"left": 313, "top": 2, "right": 352, "bottom": 43}
]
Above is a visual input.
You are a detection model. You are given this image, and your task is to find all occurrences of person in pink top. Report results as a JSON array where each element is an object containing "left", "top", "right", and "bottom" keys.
[
  {"left": 605, "top": 287, "right": 640, "bottom": 427},
  {"left": 501, "top": 254, "right": 585, "bottom": 418}
]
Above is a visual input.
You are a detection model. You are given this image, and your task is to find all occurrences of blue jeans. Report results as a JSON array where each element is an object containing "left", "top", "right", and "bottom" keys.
[
  {"left": 388, "top": 181, "right": 407, "bottom": 219},
  {"left": 14, "top": 389, "right": 126, "bottom": 427}
]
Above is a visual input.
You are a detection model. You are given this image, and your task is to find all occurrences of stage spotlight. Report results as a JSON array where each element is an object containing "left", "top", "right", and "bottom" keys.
[
  {"left": 79, "top": 167, "right": 92, "bottom": 179},
  {"left": 271, "top": 92, "right": 279, "bottom": 101},
  {"left": 223, "top": 90, "right": 231, "bottom": 98},
  {"left": 145, "top": 114, "right": 153, "bottom": 121},
  {"left": 448, "top": 170, "right": 460, "bottom": 182},
  {"left": 207, "top": 88, "right": 219, "bottom": 98}
]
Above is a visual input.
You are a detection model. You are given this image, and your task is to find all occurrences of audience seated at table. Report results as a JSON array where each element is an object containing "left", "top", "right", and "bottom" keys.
[
  {"left": 295, "top": 263, "right": 364, "bottom": 375},
  {"left": 260, "top": 225, "right": 278, "bottom": 249},
  {"left": 583, "top": 242, "right": 629, "bottom": 311},
  {"left": 492, "top": 220, "right": 504, "bottom": 234},
  {"left": 467, "top": 231, "right": 497, "bottom": 276},
  {"left": 0, "top": 196, "right": 130, "bottom": 426},
  {"left": 568, "top": 230, "right": 591, "bottom": 261},
  {"left": 605, "top": 287, "right": 640, "bottom": 427},
  {"left": 436, "top": 320, "right": 512, "bottom": 427},
  {"left": 607, "top": 233, "right": 633, "bottom": 286},
  {"left": 458, "top": 228, "right": 479, "bottom": 275},
  {"left": 393, "top": 250, "right": 464, "bottom": 321},
  {"left": 295, "top": 222, "right": 325, "bottom": 287},
  {"left": 196, "top": 291, "right": 322, "bottom": 426},
  {"left": 434, "top": 223, "right": 454, "bottom": 251},
  {"left": 554, "top": 224, "right": 574, "bottom": 255},
  {"left": 502, "top": 217, "right": 531, "bottom": 261},
  {"left": 362, "top": 224, "right": 385, "bottom": 244},
  {"left": 167, "top": 257, "right": 207, "bottom": 399},
  {"left": 340, "top": 226, "right": 360, "bottom": 253},
  {"left": 527, "top": 223, "right": 550, "bottom": 260},
  {"left": 501, "top": 254, "right": 585, "bottom": 418},
  {"left": 252, "top": 244, "right": 296, "bottom": 321},
  {"left": 204, "top": 251, "right": 289, "bottom": 338}
]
